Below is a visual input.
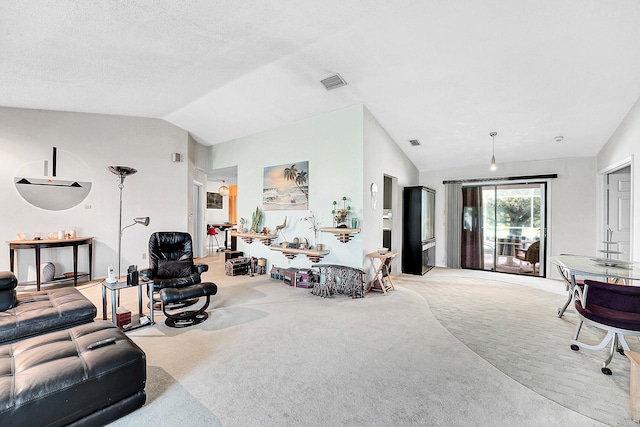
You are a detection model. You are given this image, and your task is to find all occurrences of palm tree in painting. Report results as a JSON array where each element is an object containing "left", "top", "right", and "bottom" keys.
[{"left": 283, "top": 164, "right": 308, "bottom": 200}]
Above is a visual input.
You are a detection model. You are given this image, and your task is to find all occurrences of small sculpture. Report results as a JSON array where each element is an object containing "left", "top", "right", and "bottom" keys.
[{"left": 275, "top": 216, "right": 288, "bottom": 242}]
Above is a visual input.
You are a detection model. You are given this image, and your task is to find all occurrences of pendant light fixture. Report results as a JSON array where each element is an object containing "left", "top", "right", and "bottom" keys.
[
  {"left": 489, "top": 132, "right": 497, "bottom": 171},
  {"left": 218, "top": 180, "right": 229, "bottom": 196}
]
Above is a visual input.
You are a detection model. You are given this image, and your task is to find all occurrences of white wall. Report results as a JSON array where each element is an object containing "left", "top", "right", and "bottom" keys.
[
  {"left": 420, "top": 157, "right": 597, "bottom": 278},
  {"left": 363, "top": 107, "right": 420, "bottom": 274},
  {"left": 208, "top": 105, "right": 365, "bottom": 270},
  {"left": 0, "top": 107, "right": 191, "bottom": 281},
  {"left": 597, "top": 94, "right": 640, "bottom": 259}
]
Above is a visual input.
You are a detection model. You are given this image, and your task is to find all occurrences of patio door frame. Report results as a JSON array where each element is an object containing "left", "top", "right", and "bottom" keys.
[{"left": 461, "top": 179, "right": 549, "bottom": 277}]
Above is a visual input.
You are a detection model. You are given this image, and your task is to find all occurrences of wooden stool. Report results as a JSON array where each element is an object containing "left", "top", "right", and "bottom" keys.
[{"left": 626, "top": 350, "right": 640, "bottom": 422}]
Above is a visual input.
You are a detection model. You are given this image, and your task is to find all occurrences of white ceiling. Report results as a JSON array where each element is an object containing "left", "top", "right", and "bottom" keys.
[{"left": 2, "top": 0, "right": 640, "bottom": 172}]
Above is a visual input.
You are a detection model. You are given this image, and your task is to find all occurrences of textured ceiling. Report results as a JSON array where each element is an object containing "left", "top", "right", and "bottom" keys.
[{"left": 2, "top": 0, "right": 640, "bottom": 172}]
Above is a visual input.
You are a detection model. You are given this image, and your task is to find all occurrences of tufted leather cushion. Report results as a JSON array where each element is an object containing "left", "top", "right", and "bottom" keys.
[
  {"left": 149, "top": 231, "right": 194, "bottom": 266},
  {"left": 160, "top": 282, "right": 218, "bottom": 305},
  {"left": 157, "top": 259, "right": 194, "bottom": 279},
  {"left": 142, "top": 232, "right": 208, "bottom": 292},
  {"left": 0, "top": 287, "right": 96, "bottom": 344},
  {"left": 0, "top": 321, "right": 146, "bottom": 426}
]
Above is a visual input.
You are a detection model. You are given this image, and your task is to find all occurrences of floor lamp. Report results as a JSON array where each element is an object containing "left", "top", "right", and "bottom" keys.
[{"left": 107, "top": 166, "right": 149, "bottom": 283}]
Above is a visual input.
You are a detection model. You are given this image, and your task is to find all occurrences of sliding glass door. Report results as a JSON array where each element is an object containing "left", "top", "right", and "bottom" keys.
[{"left": 461, "top": 182, "right": 546, "bottom": 276}]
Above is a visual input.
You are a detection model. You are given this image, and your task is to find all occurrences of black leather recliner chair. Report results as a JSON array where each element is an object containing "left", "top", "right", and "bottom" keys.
[{"left": 140, "top": 232, "right": 217, "bottom": 327}]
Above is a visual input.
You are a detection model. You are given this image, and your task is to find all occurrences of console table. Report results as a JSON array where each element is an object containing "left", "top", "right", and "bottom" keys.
[{"left": 7, "top": 237, "right": 93, "bottom": 290}]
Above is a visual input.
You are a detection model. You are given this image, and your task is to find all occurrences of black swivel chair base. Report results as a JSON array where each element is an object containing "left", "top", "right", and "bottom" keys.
[{"left": 159, "top": 282, "right": 218, "bottom": 328}]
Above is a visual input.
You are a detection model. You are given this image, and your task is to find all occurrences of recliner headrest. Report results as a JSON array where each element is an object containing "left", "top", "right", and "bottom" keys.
[{"left": 148, "top": 232, "right": 194, "bottom": 269}]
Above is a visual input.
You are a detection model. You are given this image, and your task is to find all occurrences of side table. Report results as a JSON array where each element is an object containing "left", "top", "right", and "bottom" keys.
[
  {"left": 366, "top": 251, "right": 397, "bottom": 295},
  {"left": 102, "top": 277, "right": 154, "bottom": 330}
]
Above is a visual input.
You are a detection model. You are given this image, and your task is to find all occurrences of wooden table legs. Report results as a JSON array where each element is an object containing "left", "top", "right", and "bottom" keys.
[{"left": 626, "top": 351, "right": 640, "bottom": 422}]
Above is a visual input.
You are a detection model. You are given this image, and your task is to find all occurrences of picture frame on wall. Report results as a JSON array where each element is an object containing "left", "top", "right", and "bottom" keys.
[
  {"left": 207, "top": 192, "right": 223, "bottom": 209},
  {"left": 263, "top": 161, "right": 309, "bottom": 210}
]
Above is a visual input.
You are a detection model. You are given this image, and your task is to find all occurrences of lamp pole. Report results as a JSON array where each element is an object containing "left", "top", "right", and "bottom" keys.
[{"left": 117, "top": 175, "right": 125, "bottom": 283}]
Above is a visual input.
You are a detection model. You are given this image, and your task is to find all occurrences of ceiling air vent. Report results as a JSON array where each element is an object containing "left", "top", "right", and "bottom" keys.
[
  {"left": 409, "top": 139, "right": 421, "bottom": 146},
  {"left": 320, "top": 74, "right": 347, "bottom": 91}
]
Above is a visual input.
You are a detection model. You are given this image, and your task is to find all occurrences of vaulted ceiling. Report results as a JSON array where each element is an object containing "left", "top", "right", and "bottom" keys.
[{"left": 2, "top": 0, "right": 640, "bottom": 172}]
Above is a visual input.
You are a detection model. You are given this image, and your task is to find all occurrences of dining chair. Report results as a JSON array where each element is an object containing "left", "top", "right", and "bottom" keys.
[{"left": 570, "top": 279, "right": 640, "bottom": 375}]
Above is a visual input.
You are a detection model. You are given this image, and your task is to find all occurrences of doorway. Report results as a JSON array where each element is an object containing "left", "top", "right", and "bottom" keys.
[
  {"left": 383, "top": 175, "right": 393, "bottom": 250},
  {"left": 192, "top": 181, "right": 205, "bottom": 258},
  {"left": 461, "top": 182, "right": 546, "bottom": 276},
  {"left": 604, "top": 165, "right": 631, "bottom": 260}
]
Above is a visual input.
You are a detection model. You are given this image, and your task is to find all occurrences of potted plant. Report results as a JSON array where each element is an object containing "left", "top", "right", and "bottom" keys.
[
  {"left": 301, "top": 211, "right": 322, "bottom": 248},
  {"left": 332, "top": 197, "right": 351, "bottom": 228}
]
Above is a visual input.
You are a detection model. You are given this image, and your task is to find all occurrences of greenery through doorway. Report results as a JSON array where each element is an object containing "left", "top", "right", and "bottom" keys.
[{"left": 461, "top": 183, "right": 545, "bottom": 276}]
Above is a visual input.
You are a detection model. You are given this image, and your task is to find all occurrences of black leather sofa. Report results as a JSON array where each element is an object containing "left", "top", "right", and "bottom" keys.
[
  {"left": 0, "top": 321, "right": 146, "bottom": 427},
  {"left": 0, "top": 271, "right": 97, "bottom": 344},
  {"left": 0, "top": 271, "right": 147, "bottom": 425}
]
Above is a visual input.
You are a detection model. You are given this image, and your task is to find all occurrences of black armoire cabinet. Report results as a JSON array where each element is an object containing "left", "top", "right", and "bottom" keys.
[{"left": 402, "top": 186, "right": 436, "bottom": 275}]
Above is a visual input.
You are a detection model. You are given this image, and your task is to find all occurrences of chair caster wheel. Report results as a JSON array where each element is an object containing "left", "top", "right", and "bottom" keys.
[
  {"left": 570, "top": 344, "right": 580, "bottom": 351},
  {"left": 601, "top": 367, "right": 612, "bottom": 375}
]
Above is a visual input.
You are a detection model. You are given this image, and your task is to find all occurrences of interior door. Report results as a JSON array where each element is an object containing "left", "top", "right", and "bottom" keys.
[
  {"left": 606, "top": 167, "right": 631, "bottom": 260},
  {"left": 192, "top": 181, "right": 205, "bottom": 258}
]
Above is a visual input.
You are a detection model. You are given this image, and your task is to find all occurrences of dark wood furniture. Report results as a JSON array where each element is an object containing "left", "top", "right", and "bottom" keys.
[
  {"left": 211, "top": 223, "right": 236, "bottom": 249},
  {"left": 402, "top": 186, "right": 436, "bottom": 275},
  {"left": 7, "top": 237, "right": 93, "bottom": 290}
]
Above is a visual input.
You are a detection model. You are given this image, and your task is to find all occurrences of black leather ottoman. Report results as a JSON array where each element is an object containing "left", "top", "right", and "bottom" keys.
[
  {"left": 160, "top": 282, "right": 218, "bottom": 328},
  {"left": 0, "top": 321, "right": 146, "bottom": 427}
]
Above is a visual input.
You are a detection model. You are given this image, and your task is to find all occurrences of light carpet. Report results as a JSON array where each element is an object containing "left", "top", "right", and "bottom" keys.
[{"left": 76, "top": 257, "right": 635, "bottom": 426}]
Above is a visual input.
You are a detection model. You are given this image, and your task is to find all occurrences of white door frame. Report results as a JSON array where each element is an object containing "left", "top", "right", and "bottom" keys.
[
  {"left": 597, "top": 156, "right": 634, "bottom": 260},
  {"left": 192, "top": 180, "right": 205, "bottom": 258}
]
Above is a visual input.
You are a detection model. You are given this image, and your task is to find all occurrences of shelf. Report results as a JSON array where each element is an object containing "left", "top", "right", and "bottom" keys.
[
  {"left": 270, "top": 246, "right": 330, "bottom": 263},
  {"left": 230, "top": 232, "right": 278, "bottom": 246},
  {"left": 320, "top": 227, "right": 360, "bottom": 243},
  {"left": 16, "top": 273, "right": 91, "bottom": 288}
]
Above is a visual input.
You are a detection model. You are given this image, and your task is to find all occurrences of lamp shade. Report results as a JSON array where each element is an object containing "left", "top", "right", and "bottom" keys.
[
  {"left": 218, "top": 180, "right": 229, "bottom": 196},
  {"left": 107, "top": 166, "right": 137, "bottom": 176},
  {"left": 134, "top": 217, "right": 150, "bottom": 226}
]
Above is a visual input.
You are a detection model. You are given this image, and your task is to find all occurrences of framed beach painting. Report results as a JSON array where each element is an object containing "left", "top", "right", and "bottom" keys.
[{"left": 263, "top": 161, "right": 309, "bottom": 210}]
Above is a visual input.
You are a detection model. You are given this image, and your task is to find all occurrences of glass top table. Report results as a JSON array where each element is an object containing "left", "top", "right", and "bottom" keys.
[
  {"left": 550, "top": 254, "right": 640, "bottom": 282},
  {"left": 101, "top": 277, "right": 154, "bottom": 330},
  {"left": 550, "top": 254, "right": 640, "bottom": 318}
]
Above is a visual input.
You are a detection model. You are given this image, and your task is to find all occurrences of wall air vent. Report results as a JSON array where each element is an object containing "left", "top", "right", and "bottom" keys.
[
  {"left": 409, "top": 139, "right": 421, "bottom": 146},
  {"left": 320, "top": 74, "right": 347, "bottom": 91}
]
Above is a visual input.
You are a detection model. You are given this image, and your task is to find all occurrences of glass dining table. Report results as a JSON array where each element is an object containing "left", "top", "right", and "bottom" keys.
[{"left": 550, "top": 254, "right": 640, "bottom": 317}]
